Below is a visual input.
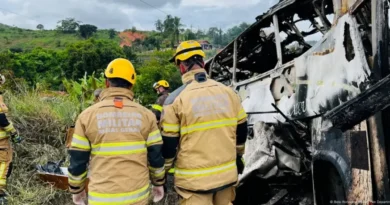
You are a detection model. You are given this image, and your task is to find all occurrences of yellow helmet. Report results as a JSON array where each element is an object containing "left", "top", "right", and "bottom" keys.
[
  {"left": 169, "top": 40, "right": 206, "bottom": 64},
  {"left": 105, "top": 58, "right": 136, "bottom": 85},
  {"left": 153, "top": 80, "right": 169, "bottom": 89}
]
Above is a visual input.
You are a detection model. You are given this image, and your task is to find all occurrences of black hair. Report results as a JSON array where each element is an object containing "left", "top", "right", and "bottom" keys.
[
  {"left": 178, "top": 55, "right": 204, "bottom": 70},
  {"left": 107, "top": 78, "right": 132, "bottom": 88}
]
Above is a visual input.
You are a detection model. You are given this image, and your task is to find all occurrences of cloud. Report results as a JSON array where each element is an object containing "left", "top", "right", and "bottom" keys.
[
  {"left": 0, "top": 0, "right": 271, "bottom": 31},
  {"left": 180, "top": 0, "right": 262, "bottom": 8},
  {"left": 98, "top": 0, "right": 182, "bottom": 9}
]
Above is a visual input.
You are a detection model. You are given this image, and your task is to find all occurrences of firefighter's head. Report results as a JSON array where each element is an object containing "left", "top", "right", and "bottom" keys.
[
  {"left": 104, "top": 58, "right": 136, "bottom": 89},
  {"left": 170, "top": 40, "right": 206, "bottom": 75},
  {"left": 153, "top": 80, "right": 169, "bottom": 94}
]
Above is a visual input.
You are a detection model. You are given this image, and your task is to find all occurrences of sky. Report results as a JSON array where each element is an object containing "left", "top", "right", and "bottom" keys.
[{"left": 0, "top": 0, "right": 281, "bottom": 31}]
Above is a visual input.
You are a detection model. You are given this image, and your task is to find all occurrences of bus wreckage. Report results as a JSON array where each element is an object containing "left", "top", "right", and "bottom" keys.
[{"left": 205, "top": 0, "right": 390, "bottom": 203}]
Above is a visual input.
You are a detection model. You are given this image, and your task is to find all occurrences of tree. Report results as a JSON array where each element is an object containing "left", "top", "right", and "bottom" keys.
[
  {"left": 108, "top": 29, "right": 116, "bottom": 39},
  {"left": 195, "top": 29, "right": 206, "bottom": 39},
  {"left": 172, "top": 17, "right": 183, "bottom": 45},
  {"left": 131, "top": 26, "right": 137, "bottom": 33},
  {"left": 79, "top": 24, "right": 98, "bottom": 39},
  {"left": 142, "top": 32, "right": 163, "bottom": 50},
  {"left": 183, "top": 29, "right": 196, "bottom": 40},
  {"left": 56, "top": 18, "right": 81, "bottom": 33},
  {"left": 61, "top": 39, "right": 126, "bottom": 79},
  {"left": 239, "top": 22, "right": 250, "bottom": 31},
  {"left": 208, "top": 27, "right": 219, "bottom": 39},
  {"left": 36, "top": 24, "right": 44, "bottom": 30},
  {"left": 155, "top": 20, "right": 163, "bottom": 33},
  {"left": 123, "top": 46, "right": 138, "bottom": 63},
  {"left": 161, "top": 15, "right": 183, "bottom": 47}
]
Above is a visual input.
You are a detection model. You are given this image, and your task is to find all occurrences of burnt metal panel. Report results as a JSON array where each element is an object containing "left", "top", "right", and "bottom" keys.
[
  {"left": 323, "top": 74, "right": 390, "bottom": 131},
  {"left": 350, "top": 131, "right": 369, "bottom": 170}
]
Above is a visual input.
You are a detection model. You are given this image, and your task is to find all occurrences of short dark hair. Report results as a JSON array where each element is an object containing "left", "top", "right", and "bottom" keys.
[
  {"left": 107, "top": 78, "right": 132, "bottom": 88},
  {"left": 182, "top": 55, "right": 204, "bottom": 68}
]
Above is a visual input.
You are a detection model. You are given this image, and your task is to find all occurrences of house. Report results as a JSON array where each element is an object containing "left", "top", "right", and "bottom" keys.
[
  {"left": 198, "top": 40, "right": 213, "bottom": 50},
  {"left": 174, "top": 40, "right": 213, "bottom": 50}
]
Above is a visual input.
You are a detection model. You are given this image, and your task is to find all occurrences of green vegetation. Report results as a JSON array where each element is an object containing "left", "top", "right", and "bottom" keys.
[
  {"left": 5, "top": 86, "right": 77, "bottom": 204},
  {"left": 0, "top": 23, "right": 121, "bottom": 51}
]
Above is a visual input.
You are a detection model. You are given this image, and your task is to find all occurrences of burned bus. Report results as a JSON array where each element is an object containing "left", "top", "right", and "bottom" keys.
[{"left": 205, "top": 0, "right": 390, "bottom": 204}]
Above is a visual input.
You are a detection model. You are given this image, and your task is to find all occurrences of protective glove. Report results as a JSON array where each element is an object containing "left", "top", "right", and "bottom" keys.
[
  {"left": 72, "top": 190, "right": 87, "bottom": 205},
  {"left": 236, "top": 155, "right": 245, "bottom": 174},
  {"left": 152, "top": 185, "right": 165, "bottom": 203},
  {"left": 10, "top": 131, "right": 22, "bottom": 144}
]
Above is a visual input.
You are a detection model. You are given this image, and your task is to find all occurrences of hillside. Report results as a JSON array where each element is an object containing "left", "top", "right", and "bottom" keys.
[{"left": 0, "top": 23, "right": 150, "bottom": 51}]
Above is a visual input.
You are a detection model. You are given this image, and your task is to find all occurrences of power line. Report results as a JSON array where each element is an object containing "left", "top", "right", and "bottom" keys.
[
  {"left": 138, "top": 0, "right": 169, "bottom": 15},
  {"left": 0, "top": 7, "right": 35, "bottom": 20}
]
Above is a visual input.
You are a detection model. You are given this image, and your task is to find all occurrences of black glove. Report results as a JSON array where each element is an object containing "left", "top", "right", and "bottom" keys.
[{"left": 236, "top": 155, "right": 245, "bottom": 174}]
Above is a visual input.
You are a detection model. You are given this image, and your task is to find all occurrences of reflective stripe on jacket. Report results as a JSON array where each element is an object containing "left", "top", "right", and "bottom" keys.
[
  {"left": 151, "top": 91, "right": 169, "bottom": 123},
  {"left": 68, "top": 87, "right": 165, "bottom": 204},
  {"left": 161, "top": 69, "right": 247, "bottom": 192}
]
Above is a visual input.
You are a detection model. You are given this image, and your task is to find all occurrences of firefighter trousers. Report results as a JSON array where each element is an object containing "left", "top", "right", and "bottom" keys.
[
  {"left": 0, "top": 138, "right": 12, "bottom": 194},
  {"left": 175, "top": 186, "right": 236, "bottom": 205}
]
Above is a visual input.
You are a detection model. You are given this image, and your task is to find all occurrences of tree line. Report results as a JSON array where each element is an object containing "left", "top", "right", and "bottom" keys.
[{"left": 36, "top": 16, "right": 250, "bottom": 51}]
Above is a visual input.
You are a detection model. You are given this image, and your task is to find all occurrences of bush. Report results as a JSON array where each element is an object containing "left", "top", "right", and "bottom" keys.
[{"left": 4, "top": 88, "right": 77, "bottom": 205}]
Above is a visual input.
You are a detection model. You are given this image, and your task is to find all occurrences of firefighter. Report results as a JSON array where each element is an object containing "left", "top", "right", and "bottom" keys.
[
  {"left": 151, "top": 80, "right": 170, "bottom": 124},
  {"left": 151, "top": 81, "right": 176, "bottom": 175},
  {"left": 161, "top": 40, "right": 248, "bottom": 204},
  {"left": 68, "top": 58, "right": 165, "bottom": 205},
  {"left": 0, "top": 74, "right": 22, "bottom": 204}
]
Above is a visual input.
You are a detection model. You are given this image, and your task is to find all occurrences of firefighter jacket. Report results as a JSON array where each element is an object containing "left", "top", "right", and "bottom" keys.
[
  {"left": 0, "top": 95, "right": 17, "bottom": 141},
  {"left": 68, "top": 87, "right": 166, "bottom": 205},
  {"left": 151, "top": 90, "right": 169, "bottom": 123},
  {"left": 0, "top": 94, "right": 16, "bottom": 189},
  {"left": 161, "top": 68, "right": 248, "bottom": 192}
]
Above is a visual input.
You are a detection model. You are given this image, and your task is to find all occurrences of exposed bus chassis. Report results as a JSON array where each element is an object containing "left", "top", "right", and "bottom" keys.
[{"left": 205, "top": 0, "right": 390, "bottom": 203}]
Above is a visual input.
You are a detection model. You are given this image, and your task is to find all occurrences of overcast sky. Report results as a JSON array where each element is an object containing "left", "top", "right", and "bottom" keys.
[{"left": 0, "top": 0, "right": 281, "bottom": 31}]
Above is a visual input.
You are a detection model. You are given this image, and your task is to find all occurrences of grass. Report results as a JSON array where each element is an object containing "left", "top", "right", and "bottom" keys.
[
  {"left": 4, "top": 88, "right": 78, "bottom": 205},
  {"left": 0, "top": 24, "right": 121, "bottom": 51}
]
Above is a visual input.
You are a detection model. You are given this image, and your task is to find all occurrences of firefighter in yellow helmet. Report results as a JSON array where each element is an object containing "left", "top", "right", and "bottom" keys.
[
  {"left": 151, "top": 80, "right": 170, "bottom": 124},
  {"left": 161, "top": 40, "right": 248, "bottom": 204},
  {"left": 0, "top": 74, "right": 22, "bottom": 204},
  {"left": 68, "top": 58, "right": 165, "bottom": 205}
]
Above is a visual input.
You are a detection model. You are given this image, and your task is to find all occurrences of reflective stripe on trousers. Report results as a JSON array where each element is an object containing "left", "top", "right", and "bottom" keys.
[
  {"left": 88, "top": 184, "right": 150, "bottom": 205},
  {"left": 175, "top": 160, "right": 236, "bottom": 177},
  {"left": 91, "top": 141, "right": 146, "bottom": 156}
]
